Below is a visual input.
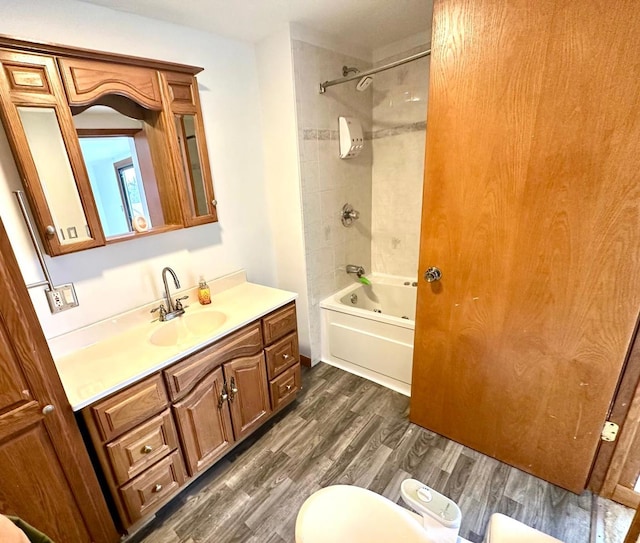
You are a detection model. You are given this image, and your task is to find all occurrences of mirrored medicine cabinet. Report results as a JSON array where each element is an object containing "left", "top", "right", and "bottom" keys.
[{"left": 0, "top": 37, "right": 217, "bottom": 256}]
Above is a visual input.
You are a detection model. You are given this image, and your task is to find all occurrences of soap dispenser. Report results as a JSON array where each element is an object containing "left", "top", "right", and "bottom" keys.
[
  {"left": 338, "top": 116, "right": 364, "bottom": 159},
  {"left": 198, "top": 277, "right": 211, "bottom": 305}
]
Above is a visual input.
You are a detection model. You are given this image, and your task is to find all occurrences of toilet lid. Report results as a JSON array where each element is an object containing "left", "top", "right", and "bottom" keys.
[{"left": 295, "top": 485, "right": 433, "bottom": 543}]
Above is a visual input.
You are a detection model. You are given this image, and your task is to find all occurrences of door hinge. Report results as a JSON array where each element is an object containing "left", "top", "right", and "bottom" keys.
[{"left": 601, "top": 421, "right": 619, "bottom": 442}]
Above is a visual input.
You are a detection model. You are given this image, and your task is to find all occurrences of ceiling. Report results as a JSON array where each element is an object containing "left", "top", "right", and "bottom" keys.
[{"left": 78, "top": 0, "right": 433, "bottom": 51}]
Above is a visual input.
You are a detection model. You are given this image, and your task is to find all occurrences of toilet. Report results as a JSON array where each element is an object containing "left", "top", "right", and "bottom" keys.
[
  {"left": 295, "top": 485, "right": 440, "bottom": 543},
  {"left": 295, "top": 482, "right": 563, "bottom": 543}
]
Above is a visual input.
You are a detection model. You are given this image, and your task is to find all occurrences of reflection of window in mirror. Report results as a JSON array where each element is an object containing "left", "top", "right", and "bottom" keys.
[
  {"left": 175, "top": 114, "right": 208, "bottom": 217},
  {"left": 113, "top": 158, "right": 145, "bottom": 232},
  {"left": 73, "top": 103, "right": 165, "bottom": 238}
]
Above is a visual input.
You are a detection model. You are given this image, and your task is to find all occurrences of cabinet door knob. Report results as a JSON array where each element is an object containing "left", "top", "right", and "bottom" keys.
[
  {"left": 211, "top": 199, "right": 218, "bottom": 206},
  {"left": 44, "top": 225, "right": 56, "bottom": 238},
  {"left": 218, "top": 385, "right": 229, "bottom": 409},
  {"left": 42, "top": 404, "right": 55, "bottom": 415},
  {"left": 229, "top": 377, "right": 238, "bottom": 400},
  {"left": 282, "top": 354, "right": 290, "bottom": 360},
  {"left": 142, "top": 445, "right": 153, "bottom": 454},
  {"left": 153, "top": 484, "right": 163, "bottom": 493}
]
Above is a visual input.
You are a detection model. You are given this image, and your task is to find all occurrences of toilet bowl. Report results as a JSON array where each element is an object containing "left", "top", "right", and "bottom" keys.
[
  {"left": 295, "top": 483, "right": 563, "bottom": 543},
  {"left": 295, "top": 485, "right": 436, "bottom": 543}
]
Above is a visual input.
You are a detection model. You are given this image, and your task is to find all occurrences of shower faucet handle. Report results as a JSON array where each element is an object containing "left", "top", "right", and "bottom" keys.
[{"left": 341, "top": 203, "right": 360, "bottom": 227}]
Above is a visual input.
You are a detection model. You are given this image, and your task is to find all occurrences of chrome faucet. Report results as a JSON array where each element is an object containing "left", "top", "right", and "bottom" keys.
[
  {"left": 150, "top": 267, "right": 188, "bottom": 322},
  {"left": 346, "top": 264, "right": 365, "bottom": 278}
]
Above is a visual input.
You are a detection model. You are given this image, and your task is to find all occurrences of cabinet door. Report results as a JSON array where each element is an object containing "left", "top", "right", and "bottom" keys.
[
  {"left": 225, "top": 353, "right": 271, "bottom": 440},
  {"left": 172, "top": 367, "right": 234, "bottom": 476},
  {"left": 0, "top": 50, "right": 105, "bottom": 255},
  {"left": 0, "top": 220, "right": 117, "bottom": 542},
  {"left": 159, "top": 71, "right": 217, "bottom": 227}
]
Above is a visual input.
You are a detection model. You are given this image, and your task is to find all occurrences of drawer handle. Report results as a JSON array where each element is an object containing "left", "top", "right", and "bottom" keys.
[
  {"left": 142, "top": 445, "right": 153, "bottom": 454},
  {"left": 286, "top": 384, "right": 292, "bottom": 391},
  {"left": 282, "top": 354, "right": 290, "bottom": 360},
  {"left": 153, "top": 484, "right": 163, "bottom": 493}
]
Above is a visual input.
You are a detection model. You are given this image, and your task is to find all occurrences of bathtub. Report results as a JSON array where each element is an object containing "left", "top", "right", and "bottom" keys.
[{"left": 320, "top": 275, "right": 417, "bottom": 396}]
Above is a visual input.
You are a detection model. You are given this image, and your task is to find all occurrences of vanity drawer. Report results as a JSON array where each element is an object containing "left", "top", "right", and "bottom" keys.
[
  {"left": 269, "top": 363, "right": 301, "bottom": 411},
  {"left": 262, "top": 303, "right": 297, "bottom": 345},
  {"left": 106, "top": 409, "right": 178, "bottom": 485},
  {"left": 120, "top": 450, "right": 187, "bottom": 523},
  {"left": 91, "top": 374, "right": 169, "bottom": 441},
  {"left": 164, "top": 322, "right": 263, "bottom": 401},
  {"left": 265, "top": 332, "right": 299, "bottom": 380}
]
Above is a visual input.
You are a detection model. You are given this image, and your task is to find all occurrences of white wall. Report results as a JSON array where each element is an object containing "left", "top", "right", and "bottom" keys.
[
  {"left": 0, "top": 0, "right": 277, "bottom": 339},
  {"left": 255, "top": 26, "right": 311, "bottom": 358},
  {"left": 370, "top": 37, "right": 430, "bottom": 277}
]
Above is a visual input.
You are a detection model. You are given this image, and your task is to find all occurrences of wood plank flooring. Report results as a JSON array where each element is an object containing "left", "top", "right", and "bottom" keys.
[{"left": 128, "top": 363, "right": 593, "bottom": 543}]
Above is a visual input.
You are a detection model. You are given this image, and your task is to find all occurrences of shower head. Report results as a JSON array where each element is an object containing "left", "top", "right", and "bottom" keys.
[{"left": 356, "top": 75, "right": 373, "bottom": 91}]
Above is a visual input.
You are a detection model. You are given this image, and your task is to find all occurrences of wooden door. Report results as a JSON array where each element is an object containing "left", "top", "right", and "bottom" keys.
[
  {"left": 172, "top": 367, "right": 234, "bottom": 476},
  {"left": 0, "top": 221, "right": 117, "bottom": 541},
  {"left": 411, "top": 0, "right": 640, "bottom": 492},
  {"left": 224, "top": 354, "right": 271, "bottom": 440}
]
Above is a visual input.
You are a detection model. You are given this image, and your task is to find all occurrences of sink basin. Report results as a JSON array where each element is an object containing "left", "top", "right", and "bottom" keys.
[{"left": 149, "top": 310, "right": 227, "bottom": 347}]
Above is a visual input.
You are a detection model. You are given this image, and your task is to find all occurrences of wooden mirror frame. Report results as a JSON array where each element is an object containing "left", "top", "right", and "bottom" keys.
[{"left": 0, "top": 35, "right": 218, "bottom": 256}]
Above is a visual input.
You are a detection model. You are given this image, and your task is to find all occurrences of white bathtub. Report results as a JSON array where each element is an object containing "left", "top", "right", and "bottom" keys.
[{"left": 320, "top": 275, "right": 417, "bottom": 396}]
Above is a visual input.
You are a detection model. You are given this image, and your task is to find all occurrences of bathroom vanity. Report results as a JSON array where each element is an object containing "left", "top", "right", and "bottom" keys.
[{"left": 51, "top": 274, "right": 301, "bottom": 533}]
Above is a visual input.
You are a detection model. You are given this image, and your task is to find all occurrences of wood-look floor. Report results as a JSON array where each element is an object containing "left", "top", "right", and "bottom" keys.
[{"left": 129, "top": 363, "right": 592, "bottom": 543}]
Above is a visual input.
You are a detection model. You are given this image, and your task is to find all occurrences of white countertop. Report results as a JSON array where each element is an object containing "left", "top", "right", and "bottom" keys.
[{"left": 53, "top": 278, "right": 296, "bottom": 411}]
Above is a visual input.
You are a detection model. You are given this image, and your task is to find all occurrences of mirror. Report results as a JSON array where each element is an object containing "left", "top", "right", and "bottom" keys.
[
  {"left": 175, "top": 114, "right": 208, "bottom": 217},
  {"left": 17, "top": 106, "right": 92, "bottom": 245},
  {"left": 0, "top": 42, "right": 218, "bottom": 256},
  {"left": 73, "top": 104, "right": 166, "bottom": 239}
]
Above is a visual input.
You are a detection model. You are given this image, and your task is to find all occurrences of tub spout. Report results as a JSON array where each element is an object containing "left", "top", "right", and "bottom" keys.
[{"left": 346, "top": 264, "right": 365, "bottom": 278}]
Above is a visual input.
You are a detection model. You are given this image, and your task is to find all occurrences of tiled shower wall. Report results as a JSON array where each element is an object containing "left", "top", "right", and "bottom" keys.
[
  {"left": 371, "top": 45, "right": 429, "bottom": 277},
  {"left": 292, "top": 39, "right": 373, "bottom": 363}
]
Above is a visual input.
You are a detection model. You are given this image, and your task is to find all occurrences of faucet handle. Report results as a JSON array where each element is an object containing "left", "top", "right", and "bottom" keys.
[
  {"left": 174, "top": 296, "right": 188, "bottom": 311},
  {"left": 150, "top": 304, "right": 167, "bottom": 321}
]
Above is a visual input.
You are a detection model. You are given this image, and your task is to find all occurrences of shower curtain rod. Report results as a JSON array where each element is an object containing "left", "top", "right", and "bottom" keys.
[{"left": 319, "top": 48, "right": 431, "bottom": 94}]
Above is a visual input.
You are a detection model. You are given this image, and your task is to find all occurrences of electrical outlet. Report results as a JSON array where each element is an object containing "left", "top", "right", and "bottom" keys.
[{"left": 45, "top": 283, "right": 79, "bottom": 314}]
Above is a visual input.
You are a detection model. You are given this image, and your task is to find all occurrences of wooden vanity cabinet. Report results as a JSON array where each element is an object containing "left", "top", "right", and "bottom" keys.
[
  {"left": 82, "top": 374, "right": 186, "bottom": 529},
  {"left": 225, "top": 352, "right": 271, "bottom": 439},
  {"left": 81, "top": 303, "right": 300, "bottom": 533},
  {"left": 167, "top": 322, "right": 271, "bottom": 476},
  {"left": 263, "top": 303, "right": 301, "bottom": 411},
  {"left": 173, "top": 366, "right": 235, "bottom": 476}
]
